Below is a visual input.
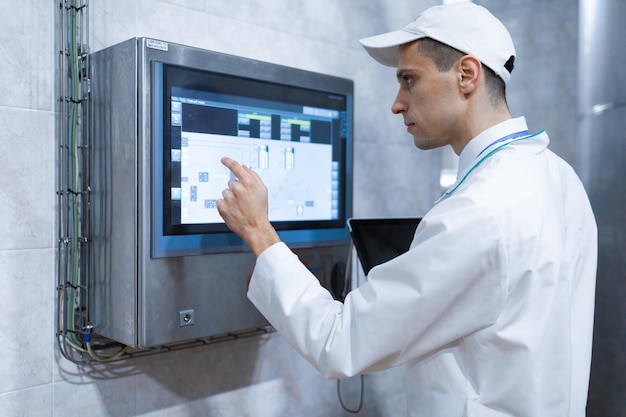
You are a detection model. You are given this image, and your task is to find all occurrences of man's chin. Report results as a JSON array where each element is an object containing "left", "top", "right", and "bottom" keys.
[{"left": 413, "top": 137, "right": 442, "bottom": 151}]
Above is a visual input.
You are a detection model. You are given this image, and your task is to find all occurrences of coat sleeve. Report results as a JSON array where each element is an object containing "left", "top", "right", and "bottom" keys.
[{"left": 247, "top": 198, "right": 508, "bottom": 379}]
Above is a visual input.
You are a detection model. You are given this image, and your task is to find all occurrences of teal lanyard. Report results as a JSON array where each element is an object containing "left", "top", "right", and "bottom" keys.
[
  {"left": 477, "top": 130, "right": 528, "bottom": 156},
  {"left": 438, "top": 130, "right": 543, "bottom": 201}
]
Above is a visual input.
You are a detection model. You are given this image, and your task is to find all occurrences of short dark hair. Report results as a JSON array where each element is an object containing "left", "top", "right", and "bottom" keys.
[{"left": 416, "top": 38, "right": 507, "bottom": 106}]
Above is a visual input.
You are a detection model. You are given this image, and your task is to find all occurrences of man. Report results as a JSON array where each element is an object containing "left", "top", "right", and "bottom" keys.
[{"left": 217, "top": 3, "right": 597, "bottom": 416}]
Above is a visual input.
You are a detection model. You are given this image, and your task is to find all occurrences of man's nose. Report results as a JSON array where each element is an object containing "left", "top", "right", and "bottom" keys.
[{"left": 391, "top": 89, "right": 407, "bottom": 114}]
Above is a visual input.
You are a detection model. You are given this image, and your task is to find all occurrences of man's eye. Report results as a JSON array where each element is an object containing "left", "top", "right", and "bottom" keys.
[{"left": 403, "top": 76, "right": 413, "bottom": 87}]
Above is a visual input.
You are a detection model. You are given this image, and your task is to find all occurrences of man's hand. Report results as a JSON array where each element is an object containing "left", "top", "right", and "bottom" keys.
[{"left": 216, "top": 157, "right": 281, "bottom": 257}]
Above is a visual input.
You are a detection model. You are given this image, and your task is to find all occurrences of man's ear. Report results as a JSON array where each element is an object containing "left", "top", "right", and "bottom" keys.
[{"left": 457, "top": 55, "right": 482, "bottom": 93}]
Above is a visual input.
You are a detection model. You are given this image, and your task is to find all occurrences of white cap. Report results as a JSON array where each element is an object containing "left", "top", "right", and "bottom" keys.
[{"left": 359, "top": 2, "right": 516, "bottom": 83}]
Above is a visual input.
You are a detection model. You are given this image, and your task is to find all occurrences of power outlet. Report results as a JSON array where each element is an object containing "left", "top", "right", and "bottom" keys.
[{"left": 179, "top": 309, "right": 195, "bottom": 327}]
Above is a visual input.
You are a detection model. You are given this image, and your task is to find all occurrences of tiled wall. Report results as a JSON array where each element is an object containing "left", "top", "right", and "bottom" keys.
[
  {"left": 0, "top": 0, "right": 590, "bottom": 416},
  {"left": 0, "top": 1, "right": 437, "bottom": 416}
]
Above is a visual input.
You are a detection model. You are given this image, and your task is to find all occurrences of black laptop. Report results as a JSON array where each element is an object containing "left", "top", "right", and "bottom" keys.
[{"left": 347, "top": 217, "right": 422, "bottom": 275}]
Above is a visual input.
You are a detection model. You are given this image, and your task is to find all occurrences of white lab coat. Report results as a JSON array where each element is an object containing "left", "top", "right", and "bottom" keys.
[{"left": 247, "top": 117, "right": 597, "bottom": 417}]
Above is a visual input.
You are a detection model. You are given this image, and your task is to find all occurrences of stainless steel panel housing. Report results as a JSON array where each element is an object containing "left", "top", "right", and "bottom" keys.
[{"left": 89, "top": 38, "right": 348, "bottom": 347}]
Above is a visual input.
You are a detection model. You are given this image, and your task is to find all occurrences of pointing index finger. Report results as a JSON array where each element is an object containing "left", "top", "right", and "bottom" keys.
[
  {"left": 221, "top": 156, "right": 239, "bottom": 170},
  {"left": 221, "top": 156, "right": 246, "bottom": 178},
  {"left": 221, "top": 156, "right": 262, "bottom": 185}
]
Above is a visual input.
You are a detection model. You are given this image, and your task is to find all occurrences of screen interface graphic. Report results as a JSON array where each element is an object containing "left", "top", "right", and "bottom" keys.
[{"left": 162, "top": 64, "right": 349, "bottom": 236}]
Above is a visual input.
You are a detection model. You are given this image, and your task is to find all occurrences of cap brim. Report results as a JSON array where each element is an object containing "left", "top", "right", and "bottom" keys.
[{"left": 359, "top": 30, "right": 424, "bottom": 67}]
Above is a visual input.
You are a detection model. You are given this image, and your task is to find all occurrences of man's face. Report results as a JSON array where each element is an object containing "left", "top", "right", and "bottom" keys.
[{"left": 391, "top": 41, "right": 465, "bottom": 153}]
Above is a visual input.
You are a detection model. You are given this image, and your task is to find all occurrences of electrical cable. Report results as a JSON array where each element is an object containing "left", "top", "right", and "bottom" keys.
[
  {"left": 337, "top": 375, "right": 364, "bottom": 413},
  {"left": 57, "top": 0, "right": 113, "bottom": 363},
  {"left": 334, "top": 241, "right": 365, "bottom": 413},
  {"left": 67, "top": 0, "right": 84, "bottom": 351}
]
